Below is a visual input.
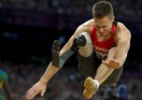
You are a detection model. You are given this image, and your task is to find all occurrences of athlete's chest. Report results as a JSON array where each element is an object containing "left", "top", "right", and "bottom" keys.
[
  {"left": 91, "top": 30, "right": 116, "bottom": 60},
  {"left": 91, "top": 32, "right": 115, "bottom": 48},
  {"left": 96, "top": 31, "right": 112, "bottom": 41}
]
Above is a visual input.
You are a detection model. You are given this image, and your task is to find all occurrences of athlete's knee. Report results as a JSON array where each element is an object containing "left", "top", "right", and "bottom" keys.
[
  {"left": 71, "top": 32, "right": 87, "bottom": 51},
  {"left": 71, "top": 32, "right": 92, "bottom": 52}
]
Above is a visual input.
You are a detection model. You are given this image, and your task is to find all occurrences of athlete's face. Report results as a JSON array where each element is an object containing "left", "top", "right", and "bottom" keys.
[{"left": 94, "top": 16, "right": 114, "bottom": 37}]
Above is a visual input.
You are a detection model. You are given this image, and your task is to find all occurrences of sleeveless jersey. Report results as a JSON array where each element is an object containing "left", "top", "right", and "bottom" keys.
[{"left": 91, "top": 22, "right": 117, "bottom": 60}]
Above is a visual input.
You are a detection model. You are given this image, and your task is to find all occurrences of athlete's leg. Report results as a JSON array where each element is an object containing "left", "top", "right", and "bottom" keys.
[
  {"left": 52, "top": 31, "right": 94, "bottom": 68},
  {"left": 75, "top": 32, "right": 99, "bottom": 78},
  {"left": 83, "top": 47, "right": 119, "bottom": 99},
  {"left": 102, "top": 66, "right": 123, "bottom": 85},
  {"left": 73, "top": 32, "right": 101, "bottom": 99},
  {"left": 94, "top": 47, "right": 117, "bottom": 85},
  {"left": 72, "top": 32, "right": 121, "bottom": 99},
  {"left": 73, "top": 35, "right": 121, "bottom": 81}
]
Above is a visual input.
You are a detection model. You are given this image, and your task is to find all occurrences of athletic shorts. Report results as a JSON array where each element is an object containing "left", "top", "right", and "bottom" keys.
[{"left": 78, "top": 51, "right": 123, "bottom": 86}]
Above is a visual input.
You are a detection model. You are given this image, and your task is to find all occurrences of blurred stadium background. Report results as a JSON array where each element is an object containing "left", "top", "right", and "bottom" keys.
[{"left": 0, "top": 0, "right": 142, "bottom": 100}]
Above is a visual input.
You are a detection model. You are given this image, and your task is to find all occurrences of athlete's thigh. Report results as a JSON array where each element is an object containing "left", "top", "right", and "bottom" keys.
[
  {"left": 102, "top": 67, "right": 123, "bottom": 86},
  {"left": 78, "top": 51, "right": 101, "bottom": 78}
]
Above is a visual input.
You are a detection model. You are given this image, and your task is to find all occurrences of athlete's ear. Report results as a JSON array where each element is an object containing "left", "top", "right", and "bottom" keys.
[{"left": 111, "top": 16, "right": 115, "bottom": 22}]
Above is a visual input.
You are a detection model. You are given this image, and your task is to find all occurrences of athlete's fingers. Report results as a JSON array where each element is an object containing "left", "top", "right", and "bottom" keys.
[
  {"left": 26, "top": 87, "right": 39, "bottom": 99},
  {"left": 41, "top": 89, "right": 46, "bottom": 96},
  {"left": 109, "top": 59, "right": 116, "bottom": 64},
  {"left": 115, "top": 62, "right": 120, "bottom": 68},
  {"left": 27, "top": 86, "right": 35, "bottom": 94},
  {"left": 27, "top": 88, "right": 36, "bottom": 99},
  {"left": 26, "top": 89, "right": 34, "bottom": 99},
  {"left": 102, "top": 61, "right": 109, "bottom": 66},
  {"left": 27, "top": 89, "right": 38, "bottom": 100},
  {"left": 110, "top": 59, "right": 115, "bottom": 62},
  {"left": 110, "top": 59, "right": 119, "bottom": 63},
  {"left": 114, "top": 62, "right": 119, "bottom": 65},
  {"left": 110, "top": 59, "right": 120, "bottom": 65}
]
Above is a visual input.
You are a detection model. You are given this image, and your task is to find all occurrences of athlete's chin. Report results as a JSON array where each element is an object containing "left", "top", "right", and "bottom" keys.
[{"left": 99, "top": 33, "right": 106, "bottom": 36}]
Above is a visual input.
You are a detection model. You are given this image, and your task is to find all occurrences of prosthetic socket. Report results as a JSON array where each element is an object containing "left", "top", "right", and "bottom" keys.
[{"left": 52, "top": 35, "right": 86, "bottom": 68}]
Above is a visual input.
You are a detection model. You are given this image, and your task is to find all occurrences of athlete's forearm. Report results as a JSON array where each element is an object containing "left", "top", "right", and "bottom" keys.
[
  {"left": 95, "top": 63, "right": 114, "bottom": 85},
  {"left": 40, "top": 63, "right": 60, "bottom": 84},
  {"left": 115, "top": 42, "right": 130, "bottom": 66},
  {"left": 114, "top": 29, "right": 131, "bottom": 67}
]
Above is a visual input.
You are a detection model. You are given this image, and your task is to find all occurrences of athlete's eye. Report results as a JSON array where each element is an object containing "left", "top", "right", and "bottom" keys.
[
  {"left": 96, "top": 26, "right": 100, "bottom": 29},
  {"left": 102, "top": 26, "right": 106, "bottom": 28}
]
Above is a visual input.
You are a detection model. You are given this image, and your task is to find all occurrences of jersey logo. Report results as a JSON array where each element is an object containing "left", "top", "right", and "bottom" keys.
[{"left": 94, "top": 46, "right": 109, "bottom": 53}]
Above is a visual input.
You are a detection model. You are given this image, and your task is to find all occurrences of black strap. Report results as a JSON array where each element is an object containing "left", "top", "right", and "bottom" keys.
[{"left": 113, "top": 21, "right": 118, "bottom": 27}]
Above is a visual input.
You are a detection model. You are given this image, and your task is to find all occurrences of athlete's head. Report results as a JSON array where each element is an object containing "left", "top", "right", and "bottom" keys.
[{"left": 92, "top": 1, "right": 114, "bottom": 36}]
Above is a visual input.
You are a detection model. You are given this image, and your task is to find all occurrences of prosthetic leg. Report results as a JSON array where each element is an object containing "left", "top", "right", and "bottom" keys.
[
  {"left": 51, "top": 34, "right": 87, "bottom": 68},
  {"left": 52, "top": 32, "right": 98, "bottom": 99},
  {"left": 52, "top": 40, "right": 61, "bottom": 67}
]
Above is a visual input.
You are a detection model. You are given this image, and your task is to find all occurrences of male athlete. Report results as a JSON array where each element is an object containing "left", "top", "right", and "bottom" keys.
[
  {"left": 26, "top": 1, "right": 131, "bottom": 100},
  {"left": 0, "top": 69, "right": 13, "bottom": 100}
]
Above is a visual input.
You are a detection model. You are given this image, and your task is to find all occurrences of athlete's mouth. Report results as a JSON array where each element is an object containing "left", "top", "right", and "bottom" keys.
[{"left": 99, "top": 32, "right": 105, "bottom": 35}]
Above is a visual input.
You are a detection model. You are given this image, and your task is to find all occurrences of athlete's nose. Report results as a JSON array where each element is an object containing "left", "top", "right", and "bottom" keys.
[{"left": 99, "top": 28, "right": 104, "bottom": 33}]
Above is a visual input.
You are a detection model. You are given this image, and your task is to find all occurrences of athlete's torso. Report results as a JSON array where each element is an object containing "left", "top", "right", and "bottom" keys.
[
  {"left": 74, "top": 19, "right": 128, "bottom": 59},
  {"left": 91, "top": 22, "right": 117, "bottom": 60}
]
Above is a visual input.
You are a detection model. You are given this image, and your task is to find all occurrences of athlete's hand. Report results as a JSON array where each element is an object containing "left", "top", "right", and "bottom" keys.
[
  {"left": 26, "top": 81, "right": 47, "bottom": 100},
  {"left": 102, "top": 59, "right": 121, "bottom": 69}
]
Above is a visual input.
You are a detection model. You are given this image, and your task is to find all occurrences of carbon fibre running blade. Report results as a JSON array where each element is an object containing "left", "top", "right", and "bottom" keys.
[{"left": 52, "top": 40, "right": 61, "bottom": 67}]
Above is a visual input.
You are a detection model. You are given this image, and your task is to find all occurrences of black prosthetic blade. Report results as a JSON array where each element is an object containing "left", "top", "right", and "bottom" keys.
[{"left": 52, "top": 40, "right": 61, "bottom": 67}]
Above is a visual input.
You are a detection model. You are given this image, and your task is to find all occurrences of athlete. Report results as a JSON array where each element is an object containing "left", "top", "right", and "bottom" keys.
[
  {"left": 26, "top": 1, "right": 131, "bottom": 100},
  {"left": 0, "top": 69, "right": 13, "bottom": 100}
]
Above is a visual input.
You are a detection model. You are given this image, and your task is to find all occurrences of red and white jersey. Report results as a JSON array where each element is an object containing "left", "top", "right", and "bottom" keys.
[{"left": 91, "top": 22, "right": 117, "bottom": 60}]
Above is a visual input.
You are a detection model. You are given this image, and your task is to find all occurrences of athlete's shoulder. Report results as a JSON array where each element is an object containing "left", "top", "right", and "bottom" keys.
[
  {"left": 79, "top": 19, "right": 94, "bottom": 33},
  {"left": 82, "top": 19, "right": 94, "bottom": 27},
  {"left": 116, "top": 22, "right": 131, "bottom": 36},
  {"left": 117, "top": 22, "right": 130, "bottom": 32},
  {"left": 115, "top": 22, "right": 131, "bottom": 41}
]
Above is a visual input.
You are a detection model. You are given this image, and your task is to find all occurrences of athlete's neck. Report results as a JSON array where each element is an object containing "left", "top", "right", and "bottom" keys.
[{"left": 97, "top": 31, "right": 112, "bottom": 41}]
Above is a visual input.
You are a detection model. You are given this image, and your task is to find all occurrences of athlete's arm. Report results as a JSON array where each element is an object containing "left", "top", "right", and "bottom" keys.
[
  {"left": 95, "top": 25, "right": 131, "bottom": 85},
  {"left": 103, "top": 25, "right": 131, "bottom": 69},
  {"left": 114, "top": 28, "right": 131, "bottom": 67},
  {"left": 60, "top": 19, "right": 94, "bottom": 56},
  {"left": 26, "top": 19, "right": 93, "bottom": 100},
  {"left": 40, "top": 21, "right": 92, "bottom": 84},
  {"left": 39, "top": 19, "right": 94, "bottom": 84}
]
